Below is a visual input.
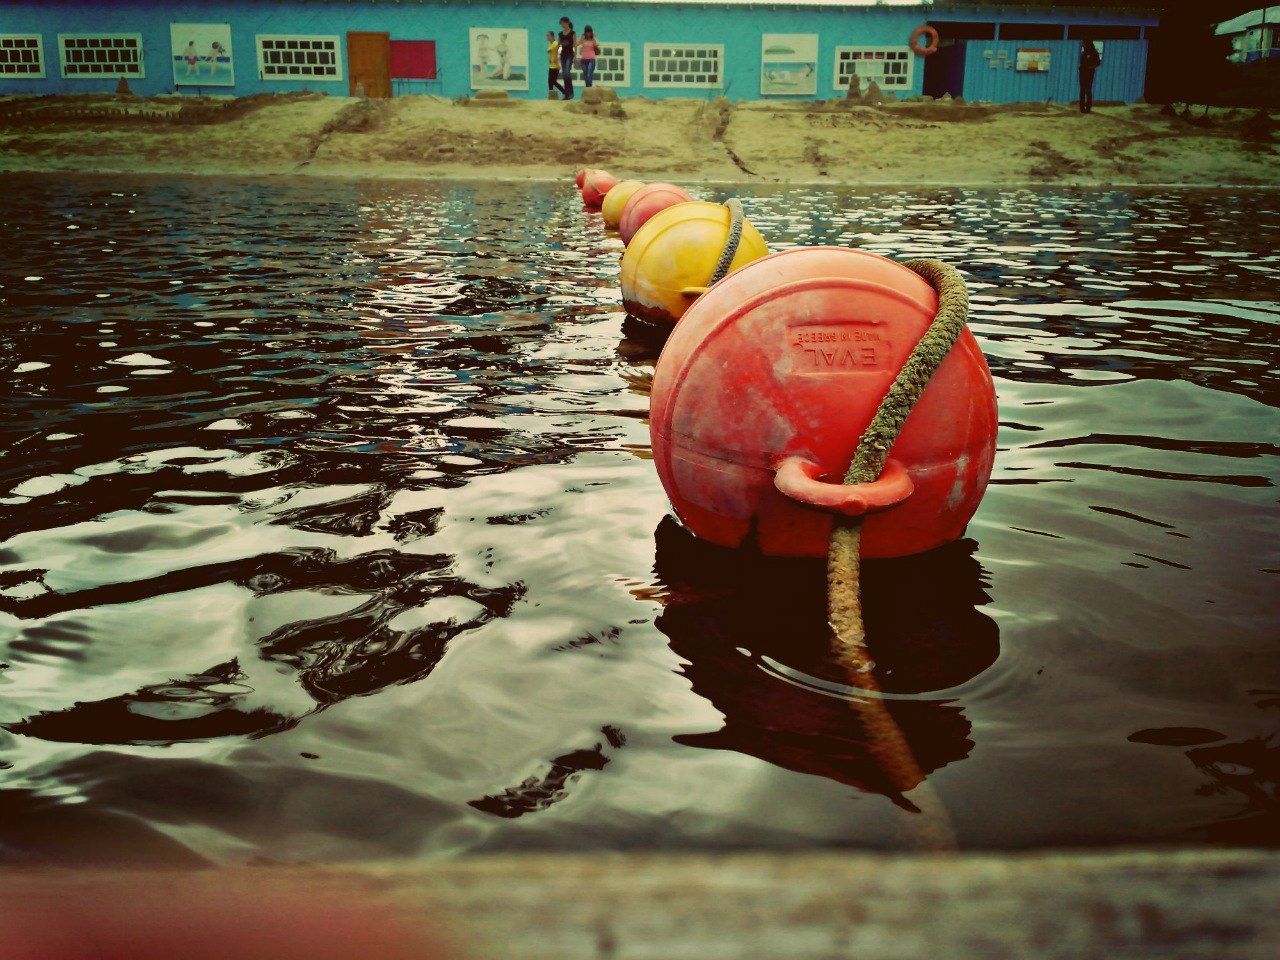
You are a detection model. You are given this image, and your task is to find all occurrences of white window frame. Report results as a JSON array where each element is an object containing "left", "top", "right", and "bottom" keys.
[
  {"left": 832, "top": 45, "right": 913, "bottom": 94},
  {"left": 255, "top": 34, "right": 343, "bottom": 82},
  {"left": 573, "top": 41, "right": 630, "bottom": 88},
  {"left": 0, "top": 34, "right": 45, "bottom": 79},
  {"left": 643, "top": 43, "right": 724, "bottom": 89},
  {"left": 57, "top": 33, "right": 145, "bottom": 79}
]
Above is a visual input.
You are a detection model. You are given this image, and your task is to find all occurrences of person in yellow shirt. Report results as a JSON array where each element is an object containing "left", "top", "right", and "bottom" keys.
[{"left": 546, "top": 31, "right": 563, "bottom": 100}]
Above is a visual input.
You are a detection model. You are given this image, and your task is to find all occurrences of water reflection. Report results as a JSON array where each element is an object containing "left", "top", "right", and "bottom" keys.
[
  {"left": 1130, "top": 691, "right": 1280, "bottom": 845},
  {"left": 652, "top": 518, "right": 996, "bottom": 798},
  {"left": 0, "top": 175, "right": 1277, "bottom": 862}
]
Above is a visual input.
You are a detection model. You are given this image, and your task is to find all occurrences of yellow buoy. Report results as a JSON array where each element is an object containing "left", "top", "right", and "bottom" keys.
[
  {"left": 620, "top": 201, "right": 769, "bottom": 325},
  {"left": 601, "top": 180, "right": 645, "bottom": 230}
]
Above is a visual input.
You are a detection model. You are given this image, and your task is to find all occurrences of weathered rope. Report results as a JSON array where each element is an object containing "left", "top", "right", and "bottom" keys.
[
  {"left": 710, "top": 198, "right": 745, "bottom": 286},
  {"left": 827, "top": 258, "right": 970, "bottom": 851}
]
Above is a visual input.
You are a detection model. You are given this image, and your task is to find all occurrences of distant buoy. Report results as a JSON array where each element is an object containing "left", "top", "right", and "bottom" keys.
[
  {"left": 619, "top": 183, "right": 694, "bottom": 246},
  {"left": 581, "top": 170, "right": 619, "bottom": 210},
  {"left": 575, "top": 169, "right": 588, "bottom": 189},
  {"left": 648, "top": 247, "right": 997, "bottom": 558},
  {"left": 601, "top": 180, "right": 645, "bottom": 230},
  {"left": 620, "top": 201, "right": 768, "bottom": 326}
]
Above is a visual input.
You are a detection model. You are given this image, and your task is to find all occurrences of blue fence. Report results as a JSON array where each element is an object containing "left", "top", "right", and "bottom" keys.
[{"left": 960, "top": 39, "right": 1148, "bottom": 105}]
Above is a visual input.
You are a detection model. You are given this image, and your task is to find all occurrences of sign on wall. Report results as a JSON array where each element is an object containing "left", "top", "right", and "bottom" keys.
[
  {"left": 760, "top": 34, "right": 817, "bottom": 96},
  {"left": 390, "top": 40, "right": 438, "bottom": 80},
  {"left": 1015, "top": 48, "right": 1051, "bottom": 73},
  {"left": 171, "top": 23, "right": 234, "bottom": 86},
  {"left": 469, "top": 28, "right": 528, "bottom": 91}
]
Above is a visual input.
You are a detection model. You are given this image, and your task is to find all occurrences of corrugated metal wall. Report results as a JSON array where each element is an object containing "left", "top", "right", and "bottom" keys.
[{"left": 961, "top": 38, "right": 1148, "bottom": 105}]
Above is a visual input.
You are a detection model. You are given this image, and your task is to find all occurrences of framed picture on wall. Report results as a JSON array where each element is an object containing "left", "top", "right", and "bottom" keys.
[
  {"left": 171, "top": 23, "right": 234, "bottom": 86},
  {"left": 1015, "top": 48, "right": 1051, "bottom": 73},
  {"left": 469, "top": 28, "right": 528, "bottom": 91},
  {"left": 760, "top": 34, "right": 817, "bottom": 96}
]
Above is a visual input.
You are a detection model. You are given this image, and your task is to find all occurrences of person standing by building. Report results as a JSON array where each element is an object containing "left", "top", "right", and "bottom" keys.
[
  {"left": 578, "top": 26, "right": 600, "bottom": 88},
  {"left": 557, "top": 17, "right": 576, "bottom": 100},
  {"left": 1079, "top": 40, "right": 1101, "bottom": 113},
  {"left": 546, "top": 31, "right": 562, "bottom": 99}
]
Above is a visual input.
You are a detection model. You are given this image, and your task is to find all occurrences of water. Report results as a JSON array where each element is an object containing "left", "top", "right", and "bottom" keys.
[{"left": 0, "top": 175, "right": 1276, "bottom": 865}]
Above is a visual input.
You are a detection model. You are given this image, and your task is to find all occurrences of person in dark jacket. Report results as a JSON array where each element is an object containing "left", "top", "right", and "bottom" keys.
[
  {"left": 557, "top": 17, "right": 576, "bottom": 100},
  {"left": 1079, "top": 40, "right": 1101, "bottom": 113}
]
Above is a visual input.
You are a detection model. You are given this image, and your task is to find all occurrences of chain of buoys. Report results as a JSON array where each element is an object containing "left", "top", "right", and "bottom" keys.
[{"left": 572, "top": 168, "right": 998, "bottom": 850}]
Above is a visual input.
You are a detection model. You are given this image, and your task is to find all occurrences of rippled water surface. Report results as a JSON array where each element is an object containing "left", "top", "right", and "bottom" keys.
[{"left": 1, "top": 175, "right": 1277, "bottom": 864}]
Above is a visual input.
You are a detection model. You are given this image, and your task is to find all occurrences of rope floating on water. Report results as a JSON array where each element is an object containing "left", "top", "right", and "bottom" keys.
[{"left": 827, "top": 258, "right": 970, "bottom": 851}]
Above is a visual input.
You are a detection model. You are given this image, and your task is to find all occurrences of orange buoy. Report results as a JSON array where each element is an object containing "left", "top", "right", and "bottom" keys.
[
  {"left": 909, "top": 24, "right": 940, "bottom": 57},
  {"left": 648, "top": 247, "right": 997, "bottom": 558},
  {"left": 621, "top": 201, "right": 769, "bottom": 326},
  {"left": 581, "top": 170, "right": 619, "bottom": 209},
  {"left": 601, "top": 180, "right": 645, "bottom": 230},
  {"left": 575, "top": 169, "right": 588, "bottom": 188},
  {"left": 618, "top": 183, "right": 693, "bottom": 246}
]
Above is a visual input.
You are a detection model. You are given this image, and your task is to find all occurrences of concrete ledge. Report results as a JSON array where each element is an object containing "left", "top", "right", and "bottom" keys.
[{"left": 2, "top": 850, "right": 1277, "bottom": 958}]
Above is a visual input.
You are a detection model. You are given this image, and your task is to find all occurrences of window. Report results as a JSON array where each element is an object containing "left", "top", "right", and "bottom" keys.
[
  {"left": 574, "top": 42, "right": 630, "bottom": 87},
  {"left": 644, "top": 43, "right": 723, "bottom": 88},
  {"left": 58, "top": 34, "right": 143, "bottom": 78},
  {"left": 833, "top": 47, "right": 913, "bottom": 93},
  {"left": 256, "top": 35, "right": 342, "bottom": 81},
  {"left": 0, "top": 35, "right": 44, "bottom": 78}
]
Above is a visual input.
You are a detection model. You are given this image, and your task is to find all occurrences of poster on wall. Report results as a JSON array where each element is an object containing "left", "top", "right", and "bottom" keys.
[
  {"left": 1015, "top": 48, "right": 1051, "bottom": 73},
  {"left": 469, "top": 28, "right": 529, "bottom": 91},
  {"left": 760, "top": 33, "right": 817, "bottom": 95},
  {"left": 170, "top": 23, "right": 234, "bottom": 86}
]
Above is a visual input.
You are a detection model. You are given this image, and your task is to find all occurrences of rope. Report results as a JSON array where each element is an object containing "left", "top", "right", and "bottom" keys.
[
  {"left": 827, "top": 258, "right": 970, "bottom": 851},
  {"left": 710, "top": 198, "right": 745, "bottom": 286}
]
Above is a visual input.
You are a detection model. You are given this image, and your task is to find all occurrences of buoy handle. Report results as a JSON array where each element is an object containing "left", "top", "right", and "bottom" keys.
[{"left": 774, "top": 456, "right": 914, "bottom": 517}]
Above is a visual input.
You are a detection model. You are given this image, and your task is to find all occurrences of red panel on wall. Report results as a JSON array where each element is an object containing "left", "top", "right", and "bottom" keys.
[{"left": 390, "top": 40, "right": 437, "bottom": 79}]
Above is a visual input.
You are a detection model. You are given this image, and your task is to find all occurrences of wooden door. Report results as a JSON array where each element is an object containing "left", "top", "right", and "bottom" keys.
[{"left": 348, "top": 32, "right": 391, "bottom": 98}]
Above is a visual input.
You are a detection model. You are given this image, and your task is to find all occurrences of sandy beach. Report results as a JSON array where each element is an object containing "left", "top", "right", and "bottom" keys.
[{"left": 1, "top": 92, "right": 1276, "bottom": 186}]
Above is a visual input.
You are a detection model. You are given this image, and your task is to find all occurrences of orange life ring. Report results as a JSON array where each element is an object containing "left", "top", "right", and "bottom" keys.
[{"left": 909, "top": 24, "right": 940, "bottom": 57}]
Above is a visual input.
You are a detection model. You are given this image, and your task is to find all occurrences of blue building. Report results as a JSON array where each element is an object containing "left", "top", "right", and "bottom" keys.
[
  {"left": 1217, "top": 7, "right": 1280, "bottom": 63},
  {"left": 0, "top": 1, "right": 1157, "bottom": 104}
]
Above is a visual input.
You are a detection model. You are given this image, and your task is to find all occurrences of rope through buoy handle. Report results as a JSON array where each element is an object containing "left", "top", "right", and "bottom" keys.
[
  {"left": 826, "top": 258, "right": 969, "bottom": 850},
  {"left": 710, "top": 198, "right": 746, "bottom": 287},
  {"left": 844, "top": 259, "right": 970, "bottom": 489}
]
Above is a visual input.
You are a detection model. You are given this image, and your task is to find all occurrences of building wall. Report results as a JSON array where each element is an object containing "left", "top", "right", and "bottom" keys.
[
  {"left": 961, "top": 39, "right": 1149, "bottom": 105},
  {"left": 0, "top": 0, "right": 1156, "bottom": 103}
]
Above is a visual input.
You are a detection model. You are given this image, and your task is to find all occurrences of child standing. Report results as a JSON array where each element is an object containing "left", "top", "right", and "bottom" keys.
[
  {"left": 546, "top": 31, "right": 561, "bottom": 99},
  {"left": 578, "top": 26, "right": 599, "bottom": 88}
]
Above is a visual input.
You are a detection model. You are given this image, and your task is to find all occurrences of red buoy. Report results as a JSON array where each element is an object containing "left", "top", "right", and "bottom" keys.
[
  {"left": 619, "top": 183, "right": 694, "bottom": 246},
  {"left": 575, "top": 169, "right": 588, "bottom": 189},
  {"left": 649, "top": 247, "right": 997, "bottom": 559},
  {"left": 581, "top": 170, "right": 619, "bottom": 209}
]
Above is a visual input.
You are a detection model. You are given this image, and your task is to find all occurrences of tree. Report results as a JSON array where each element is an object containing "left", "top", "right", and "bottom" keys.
[{"left": 1146, "top": 3, "right": 1262, "bottom": 104}]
